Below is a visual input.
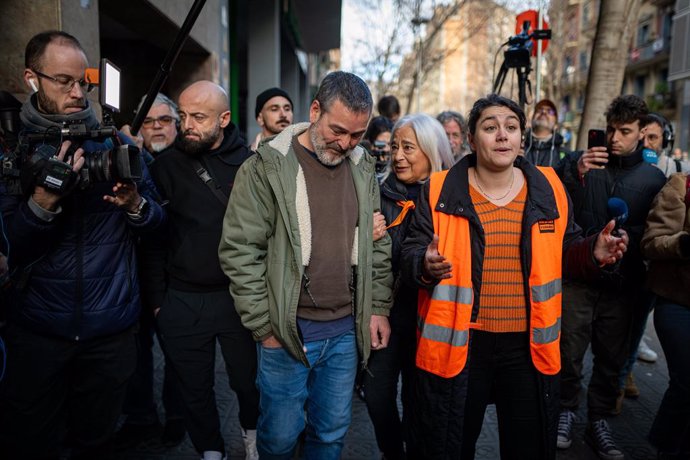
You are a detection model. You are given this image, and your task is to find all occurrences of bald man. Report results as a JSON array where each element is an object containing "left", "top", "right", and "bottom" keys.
[{"left": 142, "top": 80, "right": 259, "bottom": 460}]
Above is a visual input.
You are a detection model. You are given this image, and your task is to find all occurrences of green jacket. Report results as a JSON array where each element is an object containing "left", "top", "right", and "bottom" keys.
[{"left": 219, "top": 122, "right": 393, "bottom": 366}]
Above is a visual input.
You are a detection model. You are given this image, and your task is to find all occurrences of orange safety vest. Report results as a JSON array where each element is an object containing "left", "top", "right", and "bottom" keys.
[{"left": 416, "top": 167, "right": 568, "bottom": 378}]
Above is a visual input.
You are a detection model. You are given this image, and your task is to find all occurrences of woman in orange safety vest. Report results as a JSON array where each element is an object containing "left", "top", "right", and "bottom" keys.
[{"left": 399, "top": 94, "right": 628, "bottom": 459}]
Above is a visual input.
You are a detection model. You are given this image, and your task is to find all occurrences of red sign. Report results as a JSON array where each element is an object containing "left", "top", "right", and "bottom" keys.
[{"left": 516, "top": 10, "right": 550, "bottom": 56}]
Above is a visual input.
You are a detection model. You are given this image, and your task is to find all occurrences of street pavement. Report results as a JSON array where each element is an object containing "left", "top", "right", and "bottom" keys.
[{"left": 116, "top": 321, "right": 667, "bottom": 460}]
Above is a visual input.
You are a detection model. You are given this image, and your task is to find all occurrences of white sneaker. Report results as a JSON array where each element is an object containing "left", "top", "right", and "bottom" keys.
[
  {"left": 637, "top": 337, "right": 658, "bottom": 363},
  {"left": 242, "top": 428, "right": 259, "bottom": 460},
  {"left": 201, "top": 451, "right": 225, "bottom": 460}
]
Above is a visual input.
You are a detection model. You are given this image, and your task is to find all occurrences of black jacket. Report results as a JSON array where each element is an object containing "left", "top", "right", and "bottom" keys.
[
  {"left": 400, "top": 154, "right": 600, "bottom": 459},
  {"left": 379, "top": 174, "right": 422, "bottom": 334},
  {"left": 559, "top": 144, "right": 666, "bottom": 287},
  {"left": 143, "top": 123, "right": 252, "bottom": 307},
  {"left": 523, "top": 130, "right": 570, "bottom": 170}
]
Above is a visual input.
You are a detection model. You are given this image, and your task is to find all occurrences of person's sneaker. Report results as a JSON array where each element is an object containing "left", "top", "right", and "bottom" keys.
[
  {"left": 161, "top": 418, "right": 186, "bottom": 447},
  {"left": 200, "top": 451, "right": 225, "bottom": 460},
  {"left": 587, "top": 419, "right": 624, "bottom": 460},
  {"left": 113, "top": 421, "right": 162, "bottom": 450},
  {"left": 637, "top": 337, "right": 658, "bottom": 363},
  {"left": 624, "top": 372, "right": 640, "bottom": 398},
  {"left": 557, "top": 409, "right": 577, "bottom": 449},
  {"left": 242, "top": 428, "right": 259, "bottom": 460}
]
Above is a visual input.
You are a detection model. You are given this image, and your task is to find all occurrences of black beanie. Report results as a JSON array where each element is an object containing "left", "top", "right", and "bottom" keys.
[{"left": 255, "top": 88, "right": 293, "bottom": 118}]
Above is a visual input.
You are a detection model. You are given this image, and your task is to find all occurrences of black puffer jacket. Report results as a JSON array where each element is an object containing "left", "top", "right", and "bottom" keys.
[
  {"left": 380, "top": 174, "right": 422, "bottom": 334},
  {"left": 560, "top": 145, "right": 667, "bottom": 287}
]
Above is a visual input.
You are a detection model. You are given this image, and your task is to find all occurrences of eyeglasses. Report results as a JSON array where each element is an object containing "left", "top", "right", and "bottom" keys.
[
  {"left": 32, "top": 69, "right": 95, "bottom": 94},
  {"left": 142, "top": 116, "right": 176, "bottom": 128},
  {"left": 536, "top": 107, "right": 556, "bottom": 116}
]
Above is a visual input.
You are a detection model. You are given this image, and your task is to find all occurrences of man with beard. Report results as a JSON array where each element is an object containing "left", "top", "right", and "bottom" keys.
[
  {"left": 122, "top": 93, "right": 179, "bottom": 158},
  {"left": 0, "top": 30, "right": 165, "bottom": 459},
  {"left": 437, "top": 110, "right": 469, "bottom": 161},
  {"left": 219, "top": 71, "right": 393, "bottom": 459},
  {"left": 251, "top": 87, "right": 293, "bottom": 150},
  {"left": 144, "top": 80, "right": 259, "bottom": 460},
  {"left": 523, "top": 99, "right": 570, "bottom": 168}
]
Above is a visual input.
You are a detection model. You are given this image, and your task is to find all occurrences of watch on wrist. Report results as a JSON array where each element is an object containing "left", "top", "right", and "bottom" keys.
[{"left": 126, "top": 197, "right": 149, "bottom": 219}]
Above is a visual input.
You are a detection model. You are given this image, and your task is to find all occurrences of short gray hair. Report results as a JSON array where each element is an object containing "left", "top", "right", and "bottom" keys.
[
  {"left": 137, "top": 93, "right": 179, "bottom": 121},
  {"left": 314, "top": 71, "right": 373, "bottom": 115},
  {"left": 392, "top": 114, "right": 455, "bottom": 172}
]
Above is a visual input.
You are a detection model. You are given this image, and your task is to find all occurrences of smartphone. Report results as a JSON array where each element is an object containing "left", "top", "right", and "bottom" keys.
[
  {"left": 587, "top": 129, "right": 607, "bottom": 150},
  {"left": 587, "top": 129, "right": 608, "bottom": 167}
]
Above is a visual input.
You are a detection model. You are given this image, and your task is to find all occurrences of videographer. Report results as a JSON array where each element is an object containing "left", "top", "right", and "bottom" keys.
[
  {"left": 362, "top": 115, "right": 394, "bottom": 183},
  {"left": 0, "top": 30, "right": 164, "bottom": 459}
]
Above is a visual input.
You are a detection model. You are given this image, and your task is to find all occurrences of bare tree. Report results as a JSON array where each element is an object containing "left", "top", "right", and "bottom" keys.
[{"left": 576, "top": 0, "right": 642, "bottom": 150}]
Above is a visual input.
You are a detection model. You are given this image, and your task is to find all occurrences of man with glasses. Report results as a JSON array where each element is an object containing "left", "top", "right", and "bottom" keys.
[
  {"left": 523, "top": 99, "right": 570, "bottom": 168},
  {"left": 0, "top": 30, "right": 164, "bottom": 459},
  {"left": 123, "top": 93, "right": 180, "bottom": 157}
]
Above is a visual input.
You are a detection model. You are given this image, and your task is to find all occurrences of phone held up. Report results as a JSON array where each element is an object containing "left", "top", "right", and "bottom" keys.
[{"left": 587, "top": 129, "right": 608, "bottom": 167}]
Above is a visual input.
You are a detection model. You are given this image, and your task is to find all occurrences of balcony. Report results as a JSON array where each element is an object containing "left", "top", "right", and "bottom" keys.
[{"left": 627, "top": 37, "right": 671, "bottom": 71}]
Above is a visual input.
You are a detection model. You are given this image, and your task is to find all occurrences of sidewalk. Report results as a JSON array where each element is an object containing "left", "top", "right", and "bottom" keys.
[{"left": 117, "top": 322, "right": 667, "bottom": 459}]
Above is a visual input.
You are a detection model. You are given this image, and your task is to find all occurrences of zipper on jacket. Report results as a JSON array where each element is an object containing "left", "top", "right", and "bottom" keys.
[{"left": 73, "top": 196, "right": 84, "bottom": 340}]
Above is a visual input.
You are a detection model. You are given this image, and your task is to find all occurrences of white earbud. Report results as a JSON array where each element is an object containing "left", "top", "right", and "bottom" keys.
[{"left": 29, "top": 79, "right": 38, "bottom": 92}]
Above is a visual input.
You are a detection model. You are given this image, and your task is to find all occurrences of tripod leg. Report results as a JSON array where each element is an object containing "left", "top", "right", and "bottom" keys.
[{"left": 493, "top": 62, "right": 509, "bottom": 96}]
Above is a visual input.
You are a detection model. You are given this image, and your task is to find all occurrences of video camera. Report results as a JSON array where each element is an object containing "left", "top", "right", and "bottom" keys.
[
  {"left": 366, "top": 140, "right": 390, "bottom": 175},
  {"left": 503, "top": 20, "right": 551, "bottom": 69},
  {"left": 1, "top": 59, "right": 142, "bottom": 196}
]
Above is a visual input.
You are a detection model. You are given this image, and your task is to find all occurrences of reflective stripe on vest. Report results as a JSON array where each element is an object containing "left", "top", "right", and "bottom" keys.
[{"left": 416, "top": 166, "right": 568, "bottom": 378}]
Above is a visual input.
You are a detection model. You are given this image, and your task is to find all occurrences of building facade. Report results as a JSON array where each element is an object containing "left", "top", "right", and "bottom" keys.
[{"left": 0, "top": 0, "right": 341, "bottom": 140}]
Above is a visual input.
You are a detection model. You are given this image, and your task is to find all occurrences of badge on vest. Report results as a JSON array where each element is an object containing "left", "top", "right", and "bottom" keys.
[{"left": 538, "top": 220, "right": 555, "bottom": 233}]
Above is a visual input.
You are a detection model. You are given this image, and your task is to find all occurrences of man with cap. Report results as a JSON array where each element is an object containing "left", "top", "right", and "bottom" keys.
[
  {"left": 523, "top": 99, "right": 570, "bottom": 168},
  {"left": 251, "top": 87, "right": 293, "bottom": 150}
]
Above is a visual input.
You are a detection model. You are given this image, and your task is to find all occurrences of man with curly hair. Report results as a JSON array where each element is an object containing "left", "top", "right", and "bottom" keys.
[{"left": 556, "top": 95, "right": 666, "bottom": 459}]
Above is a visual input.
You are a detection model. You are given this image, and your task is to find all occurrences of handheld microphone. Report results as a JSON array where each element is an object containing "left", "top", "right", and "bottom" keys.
[
  {"left": 642, "top": 148, "right": 658, "bottom": 164},
  {"left": 607, "top": 197, "right": 628, "bottom": 237}
]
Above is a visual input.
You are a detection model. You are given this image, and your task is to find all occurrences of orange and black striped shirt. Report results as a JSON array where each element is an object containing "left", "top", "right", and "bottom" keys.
[{"left": 469, "top": 182, "right": 528, "bottom": 333}]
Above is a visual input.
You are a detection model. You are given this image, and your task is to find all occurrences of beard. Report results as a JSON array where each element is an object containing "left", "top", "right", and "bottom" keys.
[
  {"left": 266, "top": 118, "right": 290, "bottom": 135},
  {"left": 149, "top": 141, "right": 170, "bottom": 153},
  {"left": 36, "top": 88, "right": 85, "bottom": 115},
  {"left": 309, "top": 124, "right": 350, "bottom": 166},
  {"left": 532, "top": 118, "right": 554, "bottom": 133},
  {"left": 178, "top": 124, "right": 221, "bottom": 155}
]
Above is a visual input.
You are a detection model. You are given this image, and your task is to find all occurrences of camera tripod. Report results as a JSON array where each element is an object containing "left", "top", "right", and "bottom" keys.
[{"left": 493, "top": 60, "right": 532, "bottom": 110}]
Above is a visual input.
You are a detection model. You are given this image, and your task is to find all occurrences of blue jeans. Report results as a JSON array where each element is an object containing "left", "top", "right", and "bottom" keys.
[
  {"left": 256, "top": 329, "right": 358, "bottom": 460},
  {"left": 649, "top": 298, "right": 690, "bottom": 455}
]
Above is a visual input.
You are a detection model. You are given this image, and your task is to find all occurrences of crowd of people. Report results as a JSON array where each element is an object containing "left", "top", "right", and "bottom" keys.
[{"left": 0, "top": 29, "right": 689, "bottom": 460}]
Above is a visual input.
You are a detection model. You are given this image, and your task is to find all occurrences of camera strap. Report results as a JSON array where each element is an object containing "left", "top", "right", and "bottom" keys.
[{"left": 190, "top": 158, "right": 228, "bottom": 206}]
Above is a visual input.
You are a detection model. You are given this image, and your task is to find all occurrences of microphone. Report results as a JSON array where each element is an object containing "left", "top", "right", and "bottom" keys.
[
  {"left": 607, "top": 197, "right": 628, "bottom": 237},
  {"left": 642, "top": 148, "right": 658, "bottom": 164}
]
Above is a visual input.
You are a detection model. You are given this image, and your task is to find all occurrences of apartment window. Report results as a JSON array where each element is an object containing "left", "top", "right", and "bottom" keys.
[
  {"left": 637, "top": 23, "right": 650, "bottom": 47},
  {"left": 634, "top": 75, "right": 646, "bottom": 98},
  {"left": 579, "top": 51, "right": 588, "bottom": 72}
]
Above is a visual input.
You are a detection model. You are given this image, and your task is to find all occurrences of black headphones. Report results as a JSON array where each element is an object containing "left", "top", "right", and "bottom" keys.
[{"left": 647, "top": 112, "right": 674, "bottom": 150}]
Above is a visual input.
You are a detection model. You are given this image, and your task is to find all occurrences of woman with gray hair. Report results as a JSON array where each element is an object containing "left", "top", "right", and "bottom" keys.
[{"left": 364, "top": 113, "right": 450, "bottom": 459}]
